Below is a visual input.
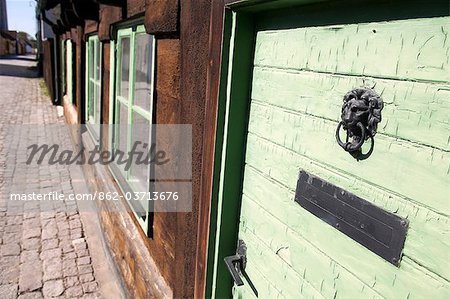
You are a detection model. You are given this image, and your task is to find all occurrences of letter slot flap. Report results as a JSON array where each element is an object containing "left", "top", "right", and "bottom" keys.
[{"left": 295, "top": 170, "right": 408, "bottom": 266}]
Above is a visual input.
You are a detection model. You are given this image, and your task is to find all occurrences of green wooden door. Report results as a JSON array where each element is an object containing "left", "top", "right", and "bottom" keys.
[{"left": 210, "top": 1, "right": 450, "bottom": 299}]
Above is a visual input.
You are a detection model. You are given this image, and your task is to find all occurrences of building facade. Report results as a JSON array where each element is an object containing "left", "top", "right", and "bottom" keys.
[
  {"left": 38, "top": 0, "right": 211, "bottom": 297},
  {"left": 0, "top": 0, "right": 11, "bottom": 56},
  {"left": 38, "top": 0, "right": 450, "bottom": 298},
  {"left": 0, "top": 0, "right": 7, "bottom": 30}
]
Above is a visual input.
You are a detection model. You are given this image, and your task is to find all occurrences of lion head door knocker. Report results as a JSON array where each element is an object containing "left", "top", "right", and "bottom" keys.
[{"left": 335, "top": 88, "right": 384, "bottom": 161}]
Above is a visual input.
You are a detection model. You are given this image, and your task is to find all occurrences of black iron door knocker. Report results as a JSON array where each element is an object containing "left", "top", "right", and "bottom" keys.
[{"left": 335, "top": 88, "right": 384, "bottom": 160}]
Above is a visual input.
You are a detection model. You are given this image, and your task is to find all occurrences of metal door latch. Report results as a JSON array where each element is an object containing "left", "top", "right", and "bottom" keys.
[{"left": 224, "top": 240, "right": 247, "bottom": 286}]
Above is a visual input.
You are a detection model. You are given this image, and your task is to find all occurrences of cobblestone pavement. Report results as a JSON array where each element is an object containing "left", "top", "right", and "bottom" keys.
[{"left": 0, "top": 56, "right": 101, "bottom": 299}]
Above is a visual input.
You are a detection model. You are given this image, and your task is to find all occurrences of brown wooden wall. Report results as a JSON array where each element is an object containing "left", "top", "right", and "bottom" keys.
[
  {"left": 42, "top": 39, "right": 54, "bottom": 101},
  {"left": 52, "top": 0, "right": 214, "bottom": 297},
  {"left": 92, "top": 1, "right": 212, "bottom": 297}
]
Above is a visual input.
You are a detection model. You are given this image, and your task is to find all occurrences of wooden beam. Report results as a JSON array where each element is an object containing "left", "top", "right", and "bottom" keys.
[
  {"left": 126, "top": 0, "right": 146, "bottom": 18},
  {"left": 98, "top": 4, "right": 123, "bottom": 41},
  {"left": 144, "top": 0, "right": 179, "bottom": 36},
  {"left": 194, "top": 2, "right": 226, "bottom": 297},
  {"left": 84, "top": 20, "right": 98, "bottom": 35},
  {"left": 177, "top": 0, "right": 212, "bottom": 298}
]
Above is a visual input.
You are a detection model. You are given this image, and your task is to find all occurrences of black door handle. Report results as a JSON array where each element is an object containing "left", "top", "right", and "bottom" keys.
[{"left": 223, "top": 240, "right": 247, "bottom": 286}]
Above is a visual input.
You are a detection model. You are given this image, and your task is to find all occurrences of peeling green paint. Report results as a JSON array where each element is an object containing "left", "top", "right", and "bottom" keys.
[{"left": 210, "top": 2, "right": 450, "bottom": 299}]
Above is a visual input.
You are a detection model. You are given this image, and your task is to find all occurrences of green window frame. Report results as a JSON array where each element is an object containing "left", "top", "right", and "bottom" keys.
[
  {"left": 109, "top": 24, "right": 156, "bottom": 235},
  {"left": 60, "top": 40, "right": 66, "bottom": 95},
  {"left": 85, "top": 35, "right": 102, "bottom": 140},
  {"left": 66, "top": 40, "right": 73, "bottom": 105}
]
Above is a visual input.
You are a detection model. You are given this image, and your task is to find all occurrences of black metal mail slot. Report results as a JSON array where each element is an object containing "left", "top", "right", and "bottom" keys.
[{"left": 295, "top": 170, "right": 408, "bottom": 266}]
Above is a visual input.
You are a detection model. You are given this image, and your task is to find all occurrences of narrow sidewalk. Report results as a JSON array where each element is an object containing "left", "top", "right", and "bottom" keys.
[{"left": 0, "top": 56, "right": 123, "bottom": 299}]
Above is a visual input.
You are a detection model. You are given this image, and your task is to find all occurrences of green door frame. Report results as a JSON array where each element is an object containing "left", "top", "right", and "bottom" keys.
[
  {"left": 206, "top": 9, "right": 255, "bottom": 299},
  {"left": 205, "top": 1, "right": 339, "bottom": 298}
]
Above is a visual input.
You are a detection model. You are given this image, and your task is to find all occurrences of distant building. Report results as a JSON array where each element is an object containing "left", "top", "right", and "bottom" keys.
[
  {"left": 0, "top": 0, "right": 33, "bottom": 56},
  {"left": 0, "top": 0, "right": 7, "bottom": 30},
  {"left": 0, "top": 30, "right": 16, "bottom": 56},
  {"left": 0, "top": 0, "right": 13, "bottom": 55},
  {"left": 0, "top": 30, "right": 32, "bottom": 56}
]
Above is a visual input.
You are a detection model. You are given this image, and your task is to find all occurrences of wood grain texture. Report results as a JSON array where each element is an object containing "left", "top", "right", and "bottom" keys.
[
  {"left": 237, "top": 226, "right": 326, "bottom": 299},
  {"left": 98, "top": 4, "right": 122, "bottom": 41},
  {"left": 252, "top": 67, "right": 450, "bottom": 151},
  {"left": 239, "top": 166, "right": 450, "bottom": 299},
  {"left": 127, "top": 0, "right": 145, "bottom": 18},
  {"left": 233, "top": 12, "right": 450, "bottom": 299},
  {"left": 194, "top": 1, "right": 228, "bottom": 298},
  {"left": 247, "top": 101, "right": 450, "bottom": 216},
  {"left": 177, "top": 0, "right": 212, "bottom": 297},
  {"left": 254, "top": 17, "right": 450, "bottom": 83},
  {"left": 239, "top": 211, "right": 385, "bottom": 299},
  {"left": 42, "top": 40, "right": 55, "bottom": 101},
  {"left": 79, "top": 134, "right": 173, "bottom": 298},
  {"left": 144, "top": 0, "right": 179, "bottom": 35},
  {"left": 93, "top": 177, "right": 173, "bottom": 298},
  {"left": 84, "top": 20, "right": 98, "bottom": 35},
  {"left": 244, "top": 133, "right": 450, "bottom": 281},
  {"left": 156, "top": 39, "right": 181, "bottom": 100}
]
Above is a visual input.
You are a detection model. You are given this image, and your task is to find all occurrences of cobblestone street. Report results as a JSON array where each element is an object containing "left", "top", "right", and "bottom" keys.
[{"left": 0, "top": 56, "right": 111, "bottom": 299}]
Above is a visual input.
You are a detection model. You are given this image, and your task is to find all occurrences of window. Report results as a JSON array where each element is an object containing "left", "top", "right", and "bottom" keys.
[
  {"left": 85, "top": 35, "right": 102, "bottom": 140},
  {"left": 110, "top": 25, "right": 155, "bottom": 234}
]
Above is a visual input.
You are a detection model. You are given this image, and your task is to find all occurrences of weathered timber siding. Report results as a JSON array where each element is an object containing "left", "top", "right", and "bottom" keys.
[
  {"left": 84, "top": 20, "right": 98, "bottom": 35},
  {"left": 42, "top": 39, "right": 54, "bottom": 101},
  {"left": 235, "top": 15, "right": 450, "bottom": 299},
  {"left": 175, "top": 1, "right": 211, "bottom": 297},
  {"left": 145, "top": 0, "right": 179, "bottom": 35},
  {"left": 76, "top": 1, "right": 211, "bottom": 297},
  {"left": 127, "top": 0, "right": 146, "bottom": 18}
]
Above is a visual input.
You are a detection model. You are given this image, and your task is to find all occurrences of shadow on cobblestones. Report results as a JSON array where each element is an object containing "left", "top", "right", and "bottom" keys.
[
  {"left": 0, "top": 63, "right": 38, "bottom": 78},
  {"left": 0, "top": 55, "right": 37, "bottom": 62},
  {"left": 0, "top": 55, "right": 38, "bottom": 78}
]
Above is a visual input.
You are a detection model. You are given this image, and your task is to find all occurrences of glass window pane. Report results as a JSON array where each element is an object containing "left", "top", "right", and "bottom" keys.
[
  {"left": 88, "top": 81, "right": 95, "bottom": 121},
  {"left": 87, "top": 40, "right": 94, "bottom": 122},
  {"left": 118, "top": 37, "right": 130, "bottom": 99},
  {"left": 95, "top": 39, "right": 101, "bottom": 81},
  {"left": 96, "top": 82, "right": 101, "bottom": 124},
  {"left": 130, "top": 112, "right": 150, "bottom": 190},
  {"left": 117, "top": 101, "right": 128, "bottom": 155},
  {"left": 89, "top": 40, "right": 94, "bottom": 80},
  {"left": 133, "top": 34, "right": 153, "bottom": 111}
]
